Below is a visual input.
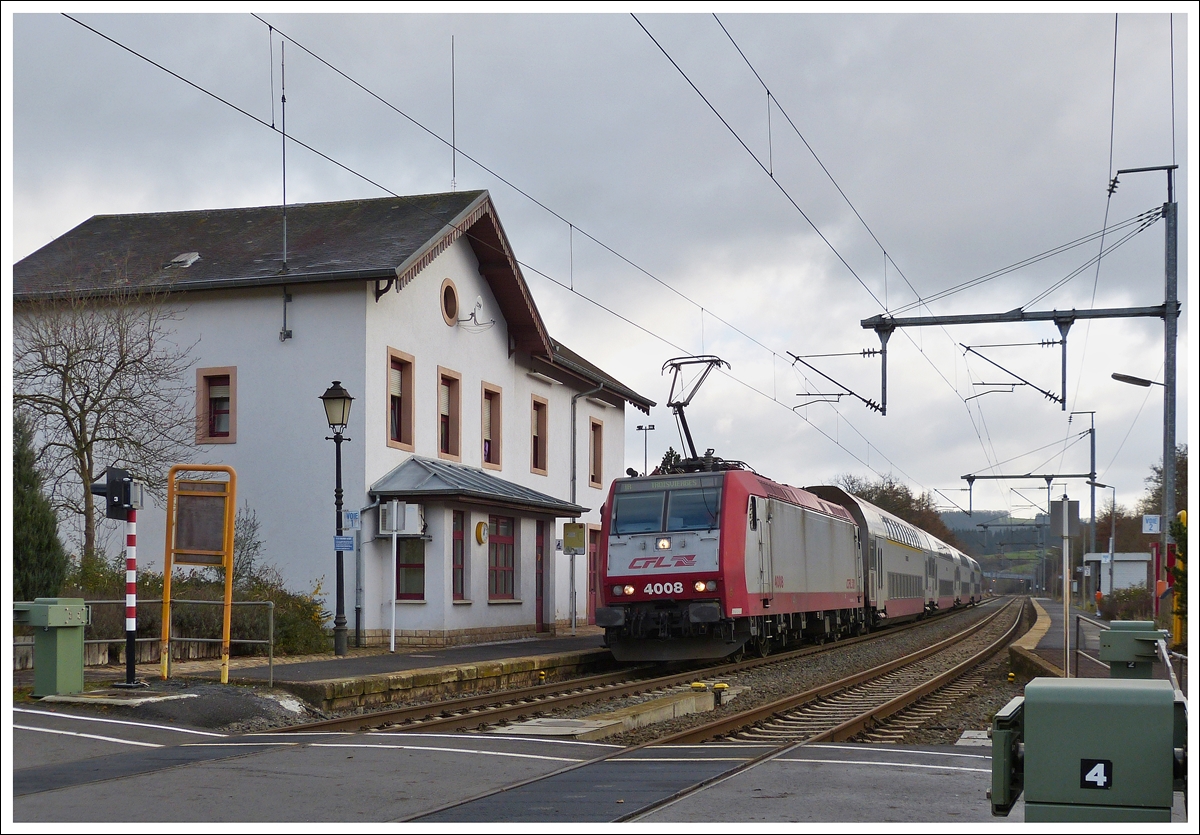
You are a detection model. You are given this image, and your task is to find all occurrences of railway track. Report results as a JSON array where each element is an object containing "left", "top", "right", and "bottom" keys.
[
  {"left": 650, "top": 596, "right": 1023, "bottom": 746},
  {"left": 272, "top": 601, "right": 997, "bottom": 736},
  {"left": 397, "top": 597, "right": 1024, "bottom": 822},
  {"left": 616, "top": 596, "right": 1026, "bottom": 822}
]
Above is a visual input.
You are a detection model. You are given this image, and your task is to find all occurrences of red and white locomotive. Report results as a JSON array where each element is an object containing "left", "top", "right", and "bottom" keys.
[{"left": 595, "top": 469, "right": 982, "bottom": 663}]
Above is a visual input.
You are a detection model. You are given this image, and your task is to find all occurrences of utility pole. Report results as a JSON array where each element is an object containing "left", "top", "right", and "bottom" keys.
[
  {"left": 1070, "top": 411, "right": 1097, "bottom": 556},
  {"left": 1109, "top": 164, "right": 1178, "bottom": 594}
]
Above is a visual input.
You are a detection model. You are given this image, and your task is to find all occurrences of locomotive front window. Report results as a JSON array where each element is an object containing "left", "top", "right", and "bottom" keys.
[
  {"left": 666, "top": 488, "right": 722, "bottom": 531},
  {"left": 613, "top": 491, "right": 666, "bottom": 534}
]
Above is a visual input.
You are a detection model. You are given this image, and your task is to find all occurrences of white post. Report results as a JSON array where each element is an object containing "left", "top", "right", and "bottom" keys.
[
  {"left": 390, "top": 527, "right": 398, "bottom": 653},
  {"left": 1062, "top": 494, "right": 1070, "bottom": 678}
]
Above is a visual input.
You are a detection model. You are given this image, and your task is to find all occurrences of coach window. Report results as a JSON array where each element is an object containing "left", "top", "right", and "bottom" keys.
[
  {"left": 387, "top": 348, "right": 414, "bottom": 451},
  {"left": 196, "top": 366, "right": 236, "bottom": 444}
]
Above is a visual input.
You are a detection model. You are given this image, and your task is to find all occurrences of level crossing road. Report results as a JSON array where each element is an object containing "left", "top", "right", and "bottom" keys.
[{"left": 13, "top": 706, "right": 1005, "bottom": 823}]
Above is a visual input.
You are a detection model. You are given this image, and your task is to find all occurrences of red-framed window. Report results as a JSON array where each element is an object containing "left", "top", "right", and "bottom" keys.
[
  {"left": 452, "top": 510, "right": 465, "bottom": 600},
  {"left": 488, "top": 515, "right": 515, "bottom": 599},
  {"left": 208, "top": 375, "right": 231, "bottom": 437},
  {"left": 396, "top": 539, "right": 425, "bottom": 600}
]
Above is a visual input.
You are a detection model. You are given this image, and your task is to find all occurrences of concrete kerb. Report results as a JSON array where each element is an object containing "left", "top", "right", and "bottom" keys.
[
  {"left": 276, "top": 648, "right": 615, "bottom": 712},
  {"left": 1008, "top": 597, "right": 1064, "bottom": 678}
]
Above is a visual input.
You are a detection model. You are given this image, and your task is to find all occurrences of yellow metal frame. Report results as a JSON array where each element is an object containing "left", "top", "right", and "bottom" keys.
[{"left": 161, "top": 464, "right": 237, "bottom": 683}]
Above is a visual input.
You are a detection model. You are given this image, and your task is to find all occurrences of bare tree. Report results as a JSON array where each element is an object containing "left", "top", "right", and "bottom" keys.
[{"left": 14, "top": 286, "right": 197, "bottom": 564}]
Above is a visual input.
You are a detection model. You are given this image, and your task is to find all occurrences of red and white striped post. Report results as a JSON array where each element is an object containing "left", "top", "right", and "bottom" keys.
[{"left": 124, "top": 508, "right": 138, "bottom": 685}]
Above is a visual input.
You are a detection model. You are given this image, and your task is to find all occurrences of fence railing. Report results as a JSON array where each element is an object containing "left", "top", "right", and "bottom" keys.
[
  {"left": 14, "top": 597, "right": 274, "bottom": 687},
  {"left": 1073, "top": 614, "right": 1186, "bottom": 690}
]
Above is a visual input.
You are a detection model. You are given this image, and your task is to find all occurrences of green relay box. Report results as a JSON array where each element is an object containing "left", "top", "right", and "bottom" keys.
[
  {"left": 993, "top": 677, "right": 1184, "bottom": 822},
  {"left": 14, "top": 598, "right": 89, "bottom": 697}
]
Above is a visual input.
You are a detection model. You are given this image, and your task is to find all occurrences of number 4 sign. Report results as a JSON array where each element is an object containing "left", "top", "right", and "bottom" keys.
[{"left": 1080, "top": 758, "right": 1113, "bottom": 789}]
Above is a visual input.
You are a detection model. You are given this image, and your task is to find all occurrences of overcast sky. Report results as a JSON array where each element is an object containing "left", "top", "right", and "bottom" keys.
[{"left": 6, "top": 8, "right": 1196, "bottom": 526}]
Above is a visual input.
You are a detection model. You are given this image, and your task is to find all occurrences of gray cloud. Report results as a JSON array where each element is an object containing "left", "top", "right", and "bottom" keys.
[{"left": 10, "top": 10, "right": 1192, "bottom": 518}]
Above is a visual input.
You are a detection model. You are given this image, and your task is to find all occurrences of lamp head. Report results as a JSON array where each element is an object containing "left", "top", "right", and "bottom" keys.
[{"left": 320, "top": 380, "right": 354, "bottom": 432}]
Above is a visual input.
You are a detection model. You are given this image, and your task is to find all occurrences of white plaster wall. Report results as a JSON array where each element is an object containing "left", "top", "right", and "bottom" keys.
[
  {"left": 359, "top": 238, "right": 627, "bottom": 633},
  {"left": 126, "top": 283, "right": 367, "bottom": 602}
]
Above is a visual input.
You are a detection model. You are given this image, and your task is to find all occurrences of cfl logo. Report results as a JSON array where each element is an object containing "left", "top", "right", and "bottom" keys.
[{"left": 628, "top": 555, "right": 697, "bottom": 570}]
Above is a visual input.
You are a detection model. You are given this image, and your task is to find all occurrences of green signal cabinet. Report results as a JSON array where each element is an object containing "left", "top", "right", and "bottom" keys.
[
  {"left": 14, "top": 598, "right": 89, "bottom": 697},
  {"left": 991, "top": 677, "right": 1185, "bottom": 821},
  {"left": 1099, "top": 621, "right": 1166, "bottom": 679}
]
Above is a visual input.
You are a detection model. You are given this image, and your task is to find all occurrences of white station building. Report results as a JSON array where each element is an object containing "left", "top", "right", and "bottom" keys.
[{"left": 15, "top": 190, "right": 655, "bottom": 647}]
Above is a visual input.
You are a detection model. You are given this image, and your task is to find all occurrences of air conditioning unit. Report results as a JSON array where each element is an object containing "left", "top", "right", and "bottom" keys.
[{"left": 379, "top": 500, "right": 422, "bottom": 536}]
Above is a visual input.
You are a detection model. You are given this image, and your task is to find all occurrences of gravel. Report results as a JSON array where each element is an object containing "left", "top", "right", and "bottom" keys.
[{"left": 542, "top": 599, "right": 1032, "bottom": 748}]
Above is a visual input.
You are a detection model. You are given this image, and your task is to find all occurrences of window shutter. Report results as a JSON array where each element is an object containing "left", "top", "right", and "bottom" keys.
[
  {"left": 439, "top": 381, "right": 450, "bottom": 416},
  {"left": 389, "top": 365, "right": 403, "bottom": 397},
  {"left": 209, "top": 383, "right": 230, "bottom": 399},
  {"left": 483, "top": 395, "right": 493, "bottom": 441}
]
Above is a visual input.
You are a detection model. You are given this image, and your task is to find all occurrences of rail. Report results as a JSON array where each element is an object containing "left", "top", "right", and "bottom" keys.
[{"left": 14, "top": 598, "right": 274, "bottom": 687}]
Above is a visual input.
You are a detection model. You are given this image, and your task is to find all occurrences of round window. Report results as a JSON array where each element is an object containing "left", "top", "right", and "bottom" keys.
[{"left": 440, "top": 278, "right": 459, "bottom": 326}]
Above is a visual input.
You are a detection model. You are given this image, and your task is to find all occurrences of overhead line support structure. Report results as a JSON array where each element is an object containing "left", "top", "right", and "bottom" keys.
[
  {"left": 861, "top": 304, "right": 1169, "bottom": 414},
  {"left": 867, "top": 164, "right": 1178, "bottom": 570}
]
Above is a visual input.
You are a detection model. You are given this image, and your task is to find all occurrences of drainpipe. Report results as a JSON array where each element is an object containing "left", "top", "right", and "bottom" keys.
[
  {"left": 357, "top": 495, "right": 382, "bottom": 648},
  {"left": 570, "top": 383, "right": 604, "bottom": 634}
]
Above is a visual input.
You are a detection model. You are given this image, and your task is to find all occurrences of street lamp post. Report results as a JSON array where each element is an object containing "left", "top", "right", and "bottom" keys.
[
  {"left": 636, "top": 424, "right": 655, "bottom": 476},
  {"left": 320, "top": 381, "right": 354, "bottom": 657},
  {"left": 1091, "top": 480, "right": 1118, "bottom": 607}
]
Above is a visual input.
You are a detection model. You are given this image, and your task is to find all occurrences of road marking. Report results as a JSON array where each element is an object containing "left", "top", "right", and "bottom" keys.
[
  {"left": 613, "top": 757, "right": 751, "bottom": 762},
  {"left": 777, "top": 757, "right": 990, "bottom": 773},
  {"left": 14, "top": 723, "right": 163, "bottom": 748},
  {"left": 312, "top": 743, "right": 583, "bottom": 763},
  {"left": 181, "top": 742, "right": 299, "bottom": 747},
  {"left": 15, "top": 707, "right": 226, "bottom": 737},
  {"left": 807, "top": 743, "right": 991, "bottom": 761},
  {"left": 366, "top": 731, "right": 622, "bottom": 748},
  {"left": 248, "top": 731, "right": 353, "bottom": 737}
]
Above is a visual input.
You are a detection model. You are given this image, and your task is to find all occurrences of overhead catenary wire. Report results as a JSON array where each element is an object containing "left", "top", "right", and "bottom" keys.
[
  {"left": 247, "top": 12, "right": 945, "bottom": 487},
  {"left": 61, "top": 12, "right": 921, "bottom": 491},
  {"left": 658, "top": 15, "right": 1012, "bottom": 493}
]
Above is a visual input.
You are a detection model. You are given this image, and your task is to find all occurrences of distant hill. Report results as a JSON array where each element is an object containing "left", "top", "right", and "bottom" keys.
[{"left": 940, "top": 509, "right": 1048, "bottom": 558}]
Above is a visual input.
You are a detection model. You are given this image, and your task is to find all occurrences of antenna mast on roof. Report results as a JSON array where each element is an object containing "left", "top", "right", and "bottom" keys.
[
  {"left": 281, "top": 41, "right": 288, "bottom": 271},
  {"left": 451, "top": 35, "right": 456, "bottom": 192}
]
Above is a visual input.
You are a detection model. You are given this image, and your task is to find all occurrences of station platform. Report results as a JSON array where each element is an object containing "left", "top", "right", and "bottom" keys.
[
  {"left": 1014, "top": 596, "right": 1186, "bottom": 688},
  {"left": 15, "top": 627, "right": 613, "bottom": 712}
]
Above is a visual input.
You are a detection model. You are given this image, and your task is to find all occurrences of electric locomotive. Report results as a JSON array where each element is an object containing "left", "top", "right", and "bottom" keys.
[
  {"left": 595, "top": 468, "right": 865, "bottom": 662},
  {"left": 594, "top": 355, "right": 982, "bottom": 663}
]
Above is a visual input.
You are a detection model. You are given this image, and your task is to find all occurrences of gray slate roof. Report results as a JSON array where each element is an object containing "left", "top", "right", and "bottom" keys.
[
  {"left": 370, "top": 456, "right": 586, "bottom": 517},
  {"left": 14, "top": 191, "right": 486, "bottom": 296},
  {"left": 14, "top": 189, "right": 654, "bottom": 413}
]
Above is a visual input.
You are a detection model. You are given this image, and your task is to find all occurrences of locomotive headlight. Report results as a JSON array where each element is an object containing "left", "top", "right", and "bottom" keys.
[
  {"left": 623, "top": 585, "right": 635, "bottom": 596},
  {"left": 656, "top": 537, "right": 671, "bottom": 550},
  {"left": 694, "top": 581, "right": 706, "bottom": 593},
  {"left": 706, "top": 580, "right": 717, "bottom": 592},
  {"left": 612, "top": 585, "right": 624, "bottom": 596}
]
